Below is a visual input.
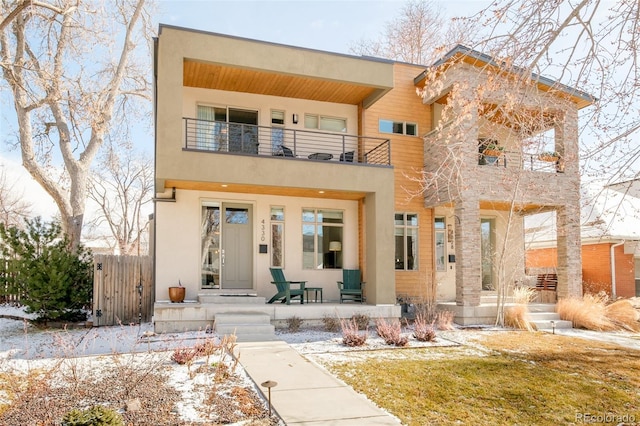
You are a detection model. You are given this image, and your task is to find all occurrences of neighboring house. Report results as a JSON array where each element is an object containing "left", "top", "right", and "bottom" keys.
[
  {"left": 152, "top": 25, "right": 594, "bottom": 330},
  {"left": 527, "top": 183, "right": 640, "bottom": 298}
]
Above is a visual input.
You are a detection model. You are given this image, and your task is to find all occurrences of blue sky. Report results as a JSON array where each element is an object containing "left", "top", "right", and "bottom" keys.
[{"left": 155, "top": 0, "right": 488, "bottom": 55}]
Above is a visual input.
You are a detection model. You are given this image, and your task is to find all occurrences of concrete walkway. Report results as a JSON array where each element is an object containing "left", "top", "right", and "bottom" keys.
[{"left": 236, "top": 340, "right": 401, "bottom": 425}]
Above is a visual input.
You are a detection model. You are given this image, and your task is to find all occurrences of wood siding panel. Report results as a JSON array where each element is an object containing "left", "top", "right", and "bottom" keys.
[{"left": 363, "top": 63, "right": 434, "bottom": 298}]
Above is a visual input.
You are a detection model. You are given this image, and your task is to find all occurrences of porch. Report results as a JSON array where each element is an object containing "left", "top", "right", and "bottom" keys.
[{"left": 153, "top": 292, "right": 401, "bottom": 335}]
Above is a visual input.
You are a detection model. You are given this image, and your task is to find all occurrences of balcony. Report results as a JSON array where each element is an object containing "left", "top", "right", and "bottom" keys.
[
  {"left": 183, "top": 118, "right": 391, "bottom": 166},
  {"left": 479, "top": 151, "right": 564, "bottom": 173}
]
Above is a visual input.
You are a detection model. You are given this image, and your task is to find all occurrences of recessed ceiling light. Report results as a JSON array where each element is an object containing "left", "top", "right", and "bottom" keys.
[
  {"left": 221, "top": 184, "right": 228, "bottom": 188},
  {"left": 319, "top": 190, "right": 325, "bottom": 194}
]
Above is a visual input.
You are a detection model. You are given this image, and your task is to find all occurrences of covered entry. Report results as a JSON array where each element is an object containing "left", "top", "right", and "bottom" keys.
[{"left": 201, "top": 201, "right": 253, "bottom": 289}]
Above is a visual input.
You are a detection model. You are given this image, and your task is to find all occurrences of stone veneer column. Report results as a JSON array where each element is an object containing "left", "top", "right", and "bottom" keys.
[
  {"left": 454, "top": 200, "right": 482, "bottom": 306},
  {"left": 556, "top": 203, "right": 582, "bottom": 298},
  {"left": 556, "top": 106, "right": 582, "bottom": 299}
]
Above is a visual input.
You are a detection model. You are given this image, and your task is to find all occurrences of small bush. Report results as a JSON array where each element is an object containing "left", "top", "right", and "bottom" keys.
[
  {"left": 413, "top": 314, "right": 437, "bottom": 342},
  {"left": 61, "top": 405, "right": 124, "bottom": 426},
  {"left": 322, "top": 315, "right": 340, "bottom": 332},
  {"left": 505, "top": 305, "right": 537, "bottom": 331},
  {"left": 351, "top": 313, "right": 370, "bottom": 330},
  {"left": 194, "top": 338, "right": 217, "bottom": 357},
  {"left": 558, "top": 294, "right": 615, "bottom": 331},
  {"left": 605, "top": 300, "right": 640, "bottom": 332},
  {"left": 286, "top": 315, "right": 303, "bottom": 332},
  {"left": 435, "top": 310, "right": 455, "bottom": 330},
  {"left": 413, "top": 298, "right": 437, "bottom": 322},
  {"left": 340, "top": 318, "right": 367, "bottom": 347},
  {"left": 375, "top": 318, "right": 409, "bottom": 346},
  {"left": 171, "top": 347, "right": 197, "bottom": 365}
]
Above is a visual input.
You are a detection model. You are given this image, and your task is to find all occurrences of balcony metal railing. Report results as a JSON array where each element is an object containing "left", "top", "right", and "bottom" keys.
[{"left": 183, "top": 118, "right": 391, "bottom": 166}]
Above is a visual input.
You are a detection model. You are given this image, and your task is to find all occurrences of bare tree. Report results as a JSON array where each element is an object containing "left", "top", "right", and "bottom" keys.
[
  {"left": 461, "top": 0, "right": 640, "bottom": 186},
  {"left": 0, "top": 0, "right": 154, "bottom": 248},
  {"left": 350, "top": 0, "right": 448, "bottom": 64},
  {"left": 87, "top": 143, "right": 153, "bottom": 255},
  {"left": 0, "top": 165, "right": 31, "bottom": 227}
]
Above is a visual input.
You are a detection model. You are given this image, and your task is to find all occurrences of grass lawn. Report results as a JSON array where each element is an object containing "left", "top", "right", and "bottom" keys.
[{"left": 320, "top": 331, "right": 640, "bottom": 425}]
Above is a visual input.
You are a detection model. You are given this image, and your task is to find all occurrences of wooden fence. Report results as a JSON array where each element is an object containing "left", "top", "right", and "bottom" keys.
[{"left": 93, "top": 255, "right": 153, "bottom": 326}]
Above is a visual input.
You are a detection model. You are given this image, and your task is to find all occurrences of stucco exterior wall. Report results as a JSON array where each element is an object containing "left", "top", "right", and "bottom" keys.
[{"left": 155, "top": 189, "right": 360, "bottom": 302}]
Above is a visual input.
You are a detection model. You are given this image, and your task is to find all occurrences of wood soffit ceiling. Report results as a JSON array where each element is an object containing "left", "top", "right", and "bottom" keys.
[
  {"left": 183, "top": 60, "right": 378, "bottom": 105},
  {"left": 164, "top": 179, "right": 366, "bottom": 201}
]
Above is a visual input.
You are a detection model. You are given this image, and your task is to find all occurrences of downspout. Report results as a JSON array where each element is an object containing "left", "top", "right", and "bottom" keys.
[{"left": 610, "top": 240, "right": 625, "bottom": 299}]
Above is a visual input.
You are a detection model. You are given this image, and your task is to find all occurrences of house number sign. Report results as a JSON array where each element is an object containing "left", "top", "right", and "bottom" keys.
[{"left": 260, "top": 219, "right": 266, "bottom": 242}]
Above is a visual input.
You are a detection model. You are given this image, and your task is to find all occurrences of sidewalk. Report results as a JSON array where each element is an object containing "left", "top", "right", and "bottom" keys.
[{"left": 236, "top": 340, "right": 401, "bottom": 425}]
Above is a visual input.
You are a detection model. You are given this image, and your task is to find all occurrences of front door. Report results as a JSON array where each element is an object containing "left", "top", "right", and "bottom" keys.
[
  {"left": 221, "top": 204, "right": 253, "bottom": 289},
  {"left": 201, "top": 202, "right": 253, "bottom": 290}
]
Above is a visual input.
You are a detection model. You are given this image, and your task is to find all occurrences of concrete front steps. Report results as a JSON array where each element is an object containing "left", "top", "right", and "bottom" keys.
[
  {"left": 438, "top": 297, "right": 573, "bottom": 330},
  {"left": 215, "top": 312, "right": 276, "bottom": 342},
  {"left": 528, "top": 311, "right": 573, "bottom": 331}
]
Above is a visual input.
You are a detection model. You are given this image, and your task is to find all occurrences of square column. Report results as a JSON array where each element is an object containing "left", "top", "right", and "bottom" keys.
[
  {"left": 454, "top": 201, "right": 482, "bottom": 306},
  {"left": 556, "top": 203, "right": 582, "bottom": 299}
]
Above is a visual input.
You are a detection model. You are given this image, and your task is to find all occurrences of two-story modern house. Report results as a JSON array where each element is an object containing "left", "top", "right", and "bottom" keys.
[{"left": 152, "top": 25, "right": 593, "bottom": 332}]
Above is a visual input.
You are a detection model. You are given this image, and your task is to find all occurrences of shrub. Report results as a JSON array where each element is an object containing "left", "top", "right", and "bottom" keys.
[
  {"left": 0, "top": 218, "right": 93, "bottom": 324},
  {"left": 505, "top": 305, "right": 537, "bottom": 331},
  {"left": 340, "top": 318, "right": 367, "bottom": 347},
  {"left": 413, "top": 298, "right": 437, "bottom": 322},
  {"left": 375, "top": 318, "right": 409, "bottom": 346},
  {"left": 558, "top": 294, "right": 615, "bottom": 331},
  {"left": 171, "top": 347, "right": 197, "bottom": 365},
  {"left": 61, "top": 405, "right": 124, "bottom": 426},
  {"left": 351, "top": 313, "right": 370, "bottom": 330},
  {"left": 413, "top": 314, "right": 437, "bottom": 342},
  {"left": 605, "top": 300, "right": 640, "bottom": 332},
  {"left": 504, "top": 287, "right": 537, "bottom": 331},
  {"left": 322, "top": 314, "right": 340, "bottom": 332},
  {"left": 435, "top": 310, "right": 455, "bottom": 330},
  {"left": 286, "top": 315, "right": 303, "bottom": 332}
]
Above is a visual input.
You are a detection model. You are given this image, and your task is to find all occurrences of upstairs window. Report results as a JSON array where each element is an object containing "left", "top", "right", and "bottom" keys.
[
  {"left": 379, "top": 119, "right": 418, "bottom": 136},
  {"left": 304, "top": 114, "right": 347, "bottom": 133}
]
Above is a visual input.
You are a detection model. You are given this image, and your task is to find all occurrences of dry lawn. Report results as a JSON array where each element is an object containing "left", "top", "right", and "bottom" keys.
[{"left": 318, "top": 331, "right": 640, "bottom": 426}]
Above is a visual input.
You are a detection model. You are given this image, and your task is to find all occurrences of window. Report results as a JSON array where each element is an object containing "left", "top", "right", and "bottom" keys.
[
  {"left": 271, "top": 110, "right": 285, "bottom": 154},
  {"left": 271, "top": 207, "right": 284, "bottom": 267},
  {"left": 201, "top": 202, "right": 221, "bottom": 289},
  {"left": 435, "top": 217, "right": 446, "bottom": 271},
  {"left": 379, "top": 119, "right": 418, "bottom": 136},
  {"left": 395, "top": 213, "right": 418, "bottom": 270},
  {"left": 304, "top": 114, "right": 347, "bottom": 133},
  {"left": 302, "top": 209, "right": 343, "bottom": 269}
]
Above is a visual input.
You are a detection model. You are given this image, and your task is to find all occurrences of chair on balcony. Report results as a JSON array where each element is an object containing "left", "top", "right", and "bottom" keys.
[
  {"left": 268, "top": 268, "right": 306, "bottom": 304},
  {"left": 273, "top": 145, "right": 295, "bottom": 158},
  {"left": 339, "top": 151, "right": 355, "bottom": 162},
  {"left": 337, "top": 269, "right": 365, "bottom": 303}
]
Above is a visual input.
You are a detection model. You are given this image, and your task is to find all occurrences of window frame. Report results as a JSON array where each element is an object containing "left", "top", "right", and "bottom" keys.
[
  {"left": 379, "top": 119, "right": 418, "bottom": 136},
  {"left": 302, "top": 208, "right": 344, "bottom": 269},
  {"left": 304, "top": 114, "right": 347, "bottom": 133},
  {"left": 270, "top": 206, "right": 285, "bottom": 267},
  {"left": 435, "top": 217, "right": 446, "bottom": 272},
  {"left": 395, "top": 212, "right": 419, "bottom": 271}
]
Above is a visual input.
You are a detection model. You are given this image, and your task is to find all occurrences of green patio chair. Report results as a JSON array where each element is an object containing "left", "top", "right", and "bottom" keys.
[
  {"left": 337, "top": 269, "right": 365, "bottom": 303},
  {"left": 268, "top": 268, "right": 306, "bottom": 304}
]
